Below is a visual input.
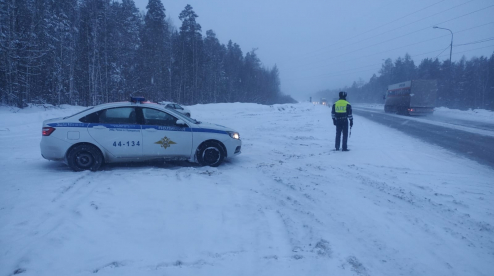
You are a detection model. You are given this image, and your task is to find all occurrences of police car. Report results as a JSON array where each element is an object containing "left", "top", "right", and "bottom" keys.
[
  {"left": 157, "top": 101, "right": 191, "bottom": 117},
  {"left": 40, "top": 97, "right": 241, "bottom": 171}
]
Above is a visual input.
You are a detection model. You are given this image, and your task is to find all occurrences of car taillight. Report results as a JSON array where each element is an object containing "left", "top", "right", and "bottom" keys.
[{"left": 42, "top": 127, "right": 55, "bottom": 136}]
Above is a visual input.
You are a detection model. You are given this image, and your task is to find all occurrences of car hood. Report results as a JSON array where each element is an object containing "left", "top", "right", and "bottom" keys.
[{"left": 192, "top": 121, "right": 235, "bottom": 133}]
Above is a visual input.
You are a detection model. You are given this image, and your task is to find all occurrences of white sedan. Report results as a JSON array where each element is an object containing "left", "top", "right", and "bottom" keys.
[
  {"left": 40, "top": 97, "right": 241, "bottom": 171},
  {"left": 157, "top": 101, "right": 191, "bottom": 117}
]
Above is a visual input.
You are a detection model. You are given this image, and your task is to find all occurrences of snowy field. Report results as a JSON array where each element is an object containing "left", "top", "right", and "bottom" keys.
[{"left": 1, "top": 103, "right": 493, "bottom": 276}]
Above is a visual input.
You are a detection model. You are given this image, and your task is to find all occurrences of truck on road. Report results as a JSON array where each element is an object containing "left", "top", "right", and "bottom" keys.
[{"left": 384, "top": 80, "right": 437, "bottom": 115}]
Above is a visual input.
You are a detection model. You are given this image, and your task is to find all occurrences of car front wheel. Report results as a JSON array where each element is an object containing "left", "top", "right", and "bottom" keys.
[
  {"left": 197, "top": 142, "right": 225, "bottom": 167},
  {"left": 67, "top": 144, "right": 103, "bottom": 171}
]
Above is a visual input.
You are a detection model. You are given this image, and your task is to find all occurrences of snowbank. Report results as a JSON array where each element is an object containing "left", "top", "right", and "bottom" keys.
[{"left": 434, "top": 106, "right": 494, "bottom": 124}]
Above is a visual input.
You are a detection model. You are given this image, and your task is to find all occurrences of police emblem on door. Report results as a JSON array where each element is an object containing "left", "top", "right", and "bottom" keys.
[{"left": 155, "top": 137, "right": 177, "bottom": 149}]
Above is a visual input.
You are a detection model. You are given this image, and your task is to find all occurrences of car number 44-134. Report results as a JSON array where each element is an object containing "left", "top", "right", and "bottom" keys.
[{"left": 113, "top": 141, "right": 140, "bottom": 147}]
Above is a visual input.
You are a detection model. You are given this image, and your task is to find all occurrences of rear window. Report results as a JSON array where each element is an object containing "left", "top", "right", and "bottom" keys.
[
  {"left": 79, "top": 112, "right": 99, "bottom": 123},
  {"left": 100, "top": 107, "right": 137, "bottom": 124},
  {"left": 79, "top": 107, "right": 137, "bottom": 124},
  {"left": 64, "top": 107, "right": 94, "bottom": 119}
]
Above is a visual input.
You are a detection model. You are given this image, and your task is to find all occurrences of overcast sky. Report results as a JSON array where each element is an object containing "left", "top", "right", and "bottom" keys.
[{"left": 133, "top": 0, "right": 494, "bottom": 100}]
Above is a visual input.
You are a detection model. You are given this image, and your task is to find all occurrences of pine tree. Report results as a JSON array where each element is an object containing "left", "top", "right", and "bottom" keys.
[
  {"left": 243, "top": 49, "right": 262, "bottom": 102},
  {"left": 116, "top": 0, "right": 141, "bottom": 101},
  {"left": 487, "top": 53, "right": 494, "bottom": 110},
  {"left": 178, "top": 4, "right": 202, "bottom": 104},
  {"left": 0, "top": 0, "right": 8, "bottom": 104},
  {"left": 1, "top": 0, "right": 285, "bottom": 107},
  {"left": 224, "top": 40, "right": 243, "bottom": 102},
  {"left": 202, "top": 30, "right": 225, "bottom": 103},
  {"left": 75, "top": 0, "right": 106, "bottom": 106},
  {"left": 138, "top": 0, "right": 170, "bottom": 102},
  {"left": 42, "top": 0, "right": 78, "bottom": 105}
]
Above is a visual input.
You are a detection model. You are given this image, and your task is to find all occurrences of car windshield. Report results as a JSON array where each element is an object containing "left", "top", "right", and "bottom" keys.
[
  {"left": 63, "top": 107, "right": 94, "bottom": 119},
  {"left": 161, "top": 106, "right": 200, "bottom": 124}
]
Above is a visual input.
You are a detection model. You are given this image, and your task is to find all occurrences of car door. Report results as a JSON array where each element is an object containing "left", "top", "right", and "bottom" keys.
[
  {"left": 140, "top": 107, "right": 193, "bottom": 158},
  {"left": 87, "top": 107, "right": 142, "bottom": 158}
]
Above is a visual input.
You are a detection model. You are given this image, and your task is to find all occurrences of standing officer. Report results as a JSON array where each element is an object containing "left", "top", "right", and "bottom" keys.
[{"left": 331, "top": 91, "right": 353, "bottom": 151}]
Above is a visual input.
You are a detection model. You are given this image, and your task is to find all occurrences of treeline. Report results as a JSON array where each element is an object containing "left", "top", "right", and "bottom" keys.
[
  {"left": 0, "top": 0, "right": 295, "bottom": 108},
  {"left": 319, "top": 53, "right": 494, "bottom": 111}
]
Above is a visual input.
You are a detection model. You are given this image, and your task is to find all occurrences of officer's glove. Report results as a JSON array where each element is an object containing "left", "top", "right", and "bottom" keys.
[
  {"left": 333, "top": 119, "right": 336, "bottom": 126},
  {"left": 350, "top": 120, "right": 353, "bottom": 127}
]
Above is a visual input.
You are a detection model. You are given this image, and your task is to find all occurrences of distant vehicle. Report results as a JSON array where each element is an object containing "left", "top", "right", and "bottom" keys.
[
  {"left": 384, "top": 80, "right": 437, "bottom": 115},
  {"left": 40, "top": 97, "right": 241, "bottom": 171},
  {"left": 157, "top": 101, "right": 191, "bottom": 117},
  {"left": 321, "top": 98, "right": 328, "bottom": 106}
]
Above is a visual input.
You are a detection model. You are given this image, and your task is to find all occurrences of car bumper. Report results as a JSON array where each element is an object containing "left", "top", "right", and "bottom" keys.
[
  {"left": 224, "top": 138, "right": 242, "bottom": 158},
  {"left": 408, "top": 107, "right": 434, "bottom": 115},
  {"left": 40, "top": 136, "right": 72, "bottom": 161}
]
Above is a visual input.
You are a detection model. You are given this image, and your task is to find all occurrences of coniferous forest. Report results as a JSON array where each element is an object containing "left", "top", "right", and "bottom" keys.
[
  {"left": 0, "top": 0, "right": 295, "bottom": 108},
  {"left": 319, "top": 53, "right": 494, "bottom": 111}
]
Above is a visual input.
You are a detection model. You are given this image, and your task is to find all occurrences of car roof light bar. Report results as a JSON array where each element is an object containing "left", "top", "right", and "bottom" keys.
[{"left": 130, "top": 96, "right": 146, "bottom": 103}]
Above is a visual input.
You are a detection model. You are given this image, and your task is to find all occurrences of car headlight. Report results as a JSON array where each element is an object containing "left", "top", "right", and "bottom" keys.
[{"left": 228, "top": 131, "right": 240, "bottom": 140}]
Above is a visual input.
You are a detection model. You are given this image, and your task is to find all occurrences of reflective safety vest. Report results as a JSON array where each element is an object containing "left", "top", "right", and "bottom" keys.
[{"left": 334, "top": 100, "right": 350, "bottom": 113}]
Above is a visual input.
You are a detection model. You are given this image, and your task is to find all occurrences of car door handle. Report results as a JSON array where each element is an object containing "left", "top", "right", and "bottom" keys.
[{"left": 93, "top": 125, "right": 107, "bottom": 129}]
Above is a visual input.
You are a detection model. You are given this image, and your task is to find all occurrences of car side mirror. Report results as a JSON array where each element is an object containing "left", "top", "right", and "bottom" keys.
[{"left": 176, "top": 119, "right": 187, "bottom": 126}]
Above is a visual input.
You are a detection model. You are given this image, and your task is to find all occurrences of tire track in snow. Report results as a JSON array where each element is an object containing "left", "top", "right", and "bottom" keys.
[
  {"left": 51, "top": 172, "right": 91, "bottom": 202},
  {"left": 347, "top": 165, "right": 494, "bottom": 242},
  {"left": 9, "top": 171, "right": 106, "bottom": 274},
  {"left": 332, "top": 163, "right": 494, "bottom": 274},
  {"left": 244, "top": 158, "right": 339, "bottom": 263}
]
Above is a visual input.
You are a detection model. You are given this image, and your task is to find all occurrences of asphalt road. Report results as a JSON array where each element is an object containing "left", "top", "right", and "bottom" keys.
[
  {"left": 353, "top": 108, "right": 494, "bottom": 169},
  {"left": 355, "top": 106, "right": 494, "bottom": 132}
]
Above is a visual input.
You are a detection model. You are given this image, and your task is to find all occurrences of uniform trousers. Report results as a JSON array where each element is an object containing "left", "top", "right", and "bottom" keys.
[{"left": 335, "top": 118, "right": 348, "bottom": 150}]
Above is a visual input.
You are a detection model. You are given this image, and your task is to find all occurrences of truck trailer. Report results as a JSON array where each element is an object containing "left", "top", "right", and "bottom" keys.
[{"left": 384, "top": 80, "right": 437, "bottom": 115}]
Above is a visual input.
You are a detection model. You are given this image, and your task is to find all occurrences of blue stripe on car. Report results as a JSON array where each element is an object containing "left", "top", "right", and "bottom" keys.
[
  {"left": 47, "top": 123, "right": 227, "bottom": 134},
  {"left": 88, "top": 123, "right": 141, "bottom": 129},
  {"left": 48, "top": 123, "right": 88, "bottom": 127},
  {"left": 191, "top": 128, "right": 228, "bottom": 134},
  {"left": 142, "top": 125, "right": 191, "bottom": 132}
]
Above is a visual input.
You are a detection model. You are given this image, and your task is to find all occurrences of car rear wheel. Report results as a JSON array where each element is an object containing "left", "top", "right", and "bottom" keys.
[
  {"left": 67, "top": 144, "right": 103, "bottom": 171},
  {"left": 197, "top": 142, "right": 225, "bottom": 167}
]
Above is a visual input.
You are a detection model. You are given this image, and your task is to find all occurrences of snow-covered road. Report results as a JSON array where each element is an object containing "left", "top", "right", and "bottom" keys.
[
  {"left": 354, "top": 103, "right": 494, "bottom": 136},
  {"left": 1, "top": 103, "right": 493, "bottom": 276}
]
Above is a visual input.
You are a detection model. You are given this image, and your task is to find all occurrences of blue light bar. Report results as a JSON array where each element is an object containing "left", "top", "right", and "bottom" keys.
[{"left": 130, "top": 96, "right": 146, "bottom": 103}]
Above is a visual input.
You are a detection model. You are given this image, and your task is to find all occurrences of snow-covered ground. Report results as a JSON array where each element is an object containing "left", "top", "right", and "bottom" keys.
[{"left": 0, "top": 103, "right": 493, "bottom": 276}]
